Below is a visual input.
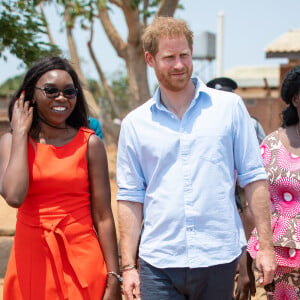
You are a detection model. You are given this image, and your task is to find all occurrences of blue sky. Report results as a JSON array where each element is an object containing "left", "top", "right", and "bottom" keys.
[{"left": 0, "top": 0, "right": 299, "bottom": 89}]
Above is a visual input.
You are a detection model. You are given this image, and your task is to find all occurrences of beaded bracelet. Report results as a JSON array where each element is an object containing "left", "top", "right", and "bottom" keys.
[
  {"left": 107, "top": 271, "right": 123, "bottom": 282},
  {"left": 122, "top": 264, "right": 137, "bottom": 272}
]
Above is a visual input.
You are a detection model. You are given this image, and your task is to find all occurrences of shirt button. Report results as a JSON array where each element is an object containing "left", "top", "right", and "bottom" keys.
[{"left": 186, "top": 226, "right": 194, "bottom": 232}]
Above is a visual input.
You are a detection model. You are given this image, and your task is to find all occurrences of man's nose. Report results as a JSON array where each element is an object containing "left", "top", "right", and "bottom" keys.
[{"left": 173, "top": 57, "right": 184, "bottom": 69}]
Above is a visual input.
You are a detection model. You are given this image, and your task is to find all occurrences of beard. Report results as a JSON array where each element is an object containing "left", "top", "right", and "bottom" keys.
[{"left": 154, "top": 65, "right": 193, "bottom": 92}]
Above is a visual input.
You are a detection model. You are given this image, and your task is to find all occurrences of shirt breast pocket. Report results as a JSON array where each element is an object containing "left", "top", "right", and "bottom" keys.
[{"left": 189, "top": 128, "right": 226, "bottom": 164}]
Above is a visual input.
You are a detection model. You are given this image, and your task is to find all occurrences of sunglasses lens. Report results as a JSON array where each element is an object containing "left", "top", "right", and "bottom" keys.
[
  {"left": 44, "top": 87, "right": 59, "bottom": 98},
  {"left": 42, "top": 87, "right": 77, "bottom": 99},
  {"left": 63, "top": 88, "right": 78, "bottom": 98}
]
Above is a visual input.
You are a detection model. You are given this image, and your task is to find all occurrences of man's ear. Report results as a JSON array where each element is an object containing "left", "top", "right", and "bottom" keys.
[{"left": 145, "top": 51, "right": 154, "bottom": 67}]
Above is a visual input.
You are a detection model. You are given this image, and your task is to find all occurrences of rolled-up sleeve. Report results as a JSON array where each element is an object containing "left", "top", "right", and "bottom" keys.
[
  {"left": 116, "top": 118, "right": 146, "bottom": 202},
  {"left": 232, "top": 98, "right": 267, "bottom": 187}
]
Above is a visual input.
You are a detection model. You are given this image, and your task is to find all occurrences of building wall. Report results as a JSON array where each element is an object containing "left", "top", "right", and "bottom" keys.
[
  {"left": 233, "top": 62, "right": 300, "bottom": 135},
  {"left": 0, "top": 95, "right": 10, "bottom": 137},
  {"left": 244, "top": 97, "right": 285, "bottom": 135},
  {"left": 236, "top": 87, "right": 285, "bottom": 135},
  {"left": 0, "top": 121, "right": 9, "bottom": 137}
]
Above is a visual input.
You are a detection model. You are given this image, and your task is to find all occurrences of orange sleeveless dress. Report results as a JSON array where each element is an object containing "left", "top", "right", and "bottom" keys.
[{"left": 3, "top": 127, "right": 107, "bottom": 300}]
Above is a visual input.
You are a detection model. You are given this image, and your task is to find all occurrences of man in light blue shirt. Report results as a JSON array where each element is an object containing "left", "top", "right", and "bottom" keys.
[{"left": 117, "top": 17, "right": 276, "bottom": 300}]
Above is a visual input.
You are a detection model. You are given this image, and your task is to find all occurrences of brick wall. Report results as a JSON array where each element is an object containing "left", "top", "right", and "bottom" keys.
[
  {"left": 0, "top": 121, "right": 9, "bottom": 137},
  {"left": 236, "top": 87, "right": 285, "bottom": 135}
]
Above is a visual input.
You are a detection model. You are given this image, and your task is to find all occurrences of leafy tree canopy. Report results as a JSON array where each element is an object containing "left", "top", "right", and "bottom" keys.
[
  {"left": 0, "top": 73, "right": 24, "bottom": 95},
  {"left": 0, "top": 0, "right": 60, "bottom": 66}
]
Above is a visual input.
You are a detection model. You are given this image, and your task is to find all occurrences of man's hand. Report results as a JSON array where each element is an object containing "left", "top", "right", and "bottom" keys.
[
  {"left": 255, "top": 248, "right": 276, "bottom": 286},
  {"left": 122, "top": 269, "right": 141, "bottom": 300}
]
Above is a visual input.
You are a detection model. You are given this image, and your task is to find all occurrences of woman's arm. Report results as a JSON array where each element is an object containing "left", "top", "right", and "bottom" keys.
[
  {"left": 0, "top": 94, "right": 33, "bottom": 207},
  {"left": 87, "top": 134, "right": 121, "bottom": 299}
]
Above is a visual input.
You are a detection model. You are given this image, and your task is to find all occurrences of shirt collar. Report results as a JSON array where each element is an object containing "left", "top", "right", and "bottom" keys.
[{"left": 151, "top": 77, "right": 209, "bottom": 112}]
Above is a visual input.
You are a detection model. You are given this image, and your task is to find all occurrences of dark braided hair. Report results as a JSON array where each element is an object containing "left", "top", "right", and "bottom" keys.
[{"left": 281, "top": 65, "right": 300, "bottom": 127}]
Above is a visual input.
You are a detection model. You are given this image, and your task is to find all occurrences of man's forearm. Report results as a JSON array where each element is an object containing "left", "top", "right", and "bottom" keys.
[{"left": 118, "top": 201, "right": 143, "bottom": 266}]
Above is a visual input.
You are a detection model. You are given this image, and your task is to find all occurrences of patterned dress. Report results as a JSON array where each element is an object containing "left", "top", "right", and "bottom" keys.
[{"left": 247, "top": 130, "right": 300, "bottom": 300}]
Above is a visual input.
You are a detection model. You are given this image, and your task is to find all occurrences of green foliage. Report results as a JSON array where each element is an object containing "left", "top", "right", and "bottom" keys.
[
  {"left": 87, "top": 78, "right": 101, "bottom": 102},
  {"left": 130, "top": 0, "right": 140, "bottom": 10},
  {"left": 99, "top": 69, "right": 130, "bottom": 119},
  {"left": 0, "top": 73, "right": 24, "bottom": 95},
  {"left": 0, "top": 0, "right": 60, "bottom": 67},
  {"left": 109, "top": 70, "right": 130, "bottom": 113}
]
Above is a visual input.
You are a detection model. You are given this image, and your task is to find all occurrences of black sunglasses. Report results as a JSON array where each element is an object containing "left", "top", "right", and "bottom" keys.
[{"left": 35, "top": 86, "right": 78, "bottom": 99}]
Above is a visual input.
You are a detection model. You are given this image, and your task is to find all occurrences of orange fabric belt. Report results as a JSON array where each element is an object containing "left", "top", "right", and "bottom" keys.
[{"left": 17, "top": 209, "right": 91, "bottom": 299}]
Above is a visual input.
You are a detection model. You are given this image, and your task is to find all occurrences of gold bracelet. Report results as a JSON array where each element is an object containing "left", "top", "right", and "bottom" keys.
[
  {"left": 122, "top": 264, "right": 137, "bottom": 272},
  {"left": 107, "top": 271, "right": 123, "bottom": 282}
]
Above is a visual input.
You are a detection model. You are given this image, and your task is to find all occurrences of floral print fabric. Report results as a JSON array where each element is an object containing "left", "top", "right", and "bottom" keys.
[{"left": 247, "top": 130, "right": 300, "bottom": 299}]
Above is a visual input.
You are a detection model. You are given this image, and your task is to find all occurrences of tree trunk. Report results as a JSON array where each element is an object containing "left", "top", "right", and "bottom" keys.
[
  {"left": 64, "top": 8, "right": 100, "bottom": 117},
  {"left": 126, "top": 43, "right": 150, "bottom": 108}
]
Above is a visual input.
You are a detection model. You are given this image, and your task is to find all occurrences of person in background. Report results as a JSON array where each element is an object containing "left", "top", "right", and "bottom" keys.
[
  {"left": 206, "top": 77, "right": 266, "bottom": 143},
  {"left": 0, "top": 56, "right": 121, "bottom": 299},
  {"left": 117, "top": 17, "right": 276, "bottom": 300},
  {"left": 89, "top": 116, "right": 103, "bottom": 141},
  {"left": 247, "top": 65, "right": 300, "bottom": 299},
  {"left": 206, "top": 77, "right": 267, "bottom": 300}
]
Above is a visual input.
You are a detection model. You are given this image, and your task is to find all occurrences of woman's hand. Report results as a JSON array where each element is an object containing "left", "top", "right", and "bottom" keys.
[
  {"left": 235, "top": 252, "right": 256, "bottom": 299},
  {"left": 102, "top": 275, "right": 122, "bottom": 300},
  {"left": 11, "top": 91, "right": 33, "bottom": 134}
]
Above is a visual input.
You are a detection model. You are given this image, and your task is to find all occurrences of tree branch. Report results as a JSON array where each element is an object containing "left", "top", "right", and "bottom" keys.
[
  {"left": 143, "top": 0, "right": 149, "bottom": 27},
  {"left": 64, "top": 7, "right": 100, "bottom": 116},
  {"left": 96, "top": 2, "right": 128, "bottom": 59},
  {"left": 156, "top": 0, "right": 179, "bottom": 17},
  {"left": 101, "top": 114, "right": 120, "bottom": 145},
  {"left": 39, "top": 3, "right": 55, "bottom": 45},
  {"left": 121, "top": 0, "right": 142, "bottom": 46},
  {"left": 109, "top": 0, "right": 123, "bottom": 7},
  {"left": 87, "top": 19, "right": 122, "bottom": 119}
]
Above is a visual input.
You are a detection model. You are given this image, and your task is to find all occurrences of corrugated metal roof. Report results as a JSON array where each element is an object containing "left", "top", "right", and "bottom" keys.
[
  {"left": 265, "top": 29, "right": 300, "bottom": 59},
  {"left": 224, "top": 65, "right": 279, "bottom": 88}
]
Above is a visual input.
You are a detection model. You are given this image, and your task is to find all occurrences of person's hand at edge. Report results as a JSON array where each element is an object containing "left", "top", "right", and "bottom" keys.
[
  {"left": 103, "top": 275, "right": 122, "bottom": 300},
  {"left": 255, "top": 247, "right": 276, "bottom": 286},
  {"left": 122, "top": 269, "right": 141, "bottom": 300},
  {"left": 235, "top": 252, "right": 256, "bottom": 300}
]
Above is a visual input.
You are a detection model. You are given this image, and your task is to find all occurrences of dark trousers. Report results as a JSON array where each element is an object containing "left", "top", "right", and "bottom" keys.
[{"left": 139, "top": 257, "right": 238, "bottom": 300}]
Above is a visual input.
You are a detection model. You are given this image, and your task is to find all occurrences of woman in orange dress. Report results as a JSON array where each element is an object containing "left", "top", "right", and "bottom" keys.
[{"left": 0, "top": 56, "right": 121, "bottom": 299}]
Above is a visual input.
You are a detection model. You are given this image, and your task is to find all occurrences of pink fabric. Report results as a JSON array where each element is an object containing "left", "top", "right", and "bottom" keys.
[
  {"left": 247, "top": 131, "right": 300, "bottom": 270},
  {"left": 273, "top": 281, "right": 298, "bottom": 300}
]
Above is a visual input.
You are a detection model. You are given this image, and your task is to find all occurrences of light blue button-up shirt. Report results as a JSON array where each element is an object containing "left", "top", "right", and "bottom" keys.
[{"left": 117, "top": 77, "right": 267, "bottom": 268}]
